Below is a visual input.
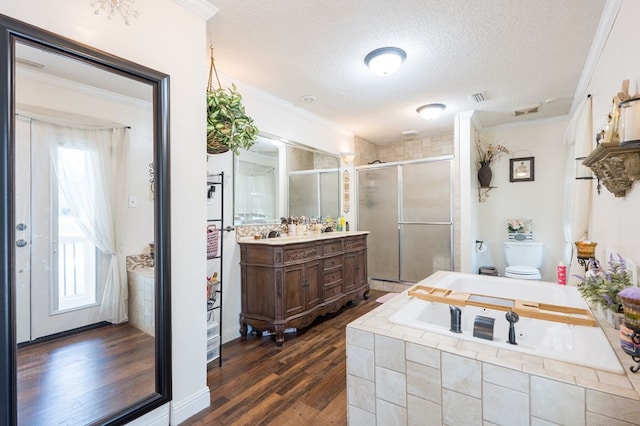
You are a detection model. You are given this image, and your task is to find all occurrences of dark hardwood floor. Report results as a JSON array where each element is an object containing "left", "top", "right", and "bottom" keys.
[
  {"left": 186, "top": 290, "right": 384, "bottom": 426},
  {"left": 17, "top": 323, "right": 155, "bottom": 426}
]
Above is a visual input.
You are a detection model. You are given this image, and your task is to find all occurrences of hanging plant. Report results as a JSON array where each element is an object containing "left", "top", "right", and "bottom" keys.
[{"left": 207, "top": 47, "right": 258, "bottom": 155}]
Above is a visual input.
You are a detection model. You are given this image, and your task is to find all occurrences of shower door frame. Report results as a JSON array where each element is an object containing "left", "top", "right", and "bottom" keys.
[{"left": 356, "top": 155, "right": 455, "bottom": 283}]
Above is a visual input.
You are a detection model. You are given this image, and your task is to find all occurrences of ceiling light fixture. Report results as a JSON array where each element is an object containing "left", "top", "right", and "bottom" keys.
[
  {"left": 364, "top": 47, "right": 407, "bottom": 76},
  {"left": 92, "top": 0, "right": 139, "bottom": 25},
  {"left": 416, "top": 103, "right": 446, "bottom": 120}
]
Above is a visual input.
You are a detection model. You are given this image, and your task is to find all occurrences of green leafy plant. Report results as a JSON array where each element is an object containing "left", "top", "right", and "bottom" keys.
[
  {"left": 207, "top": 84, "right": 259, "bottom": 155},
  {"left": 574, "top": 254, "right": 632, "bottom": 312},
  {"left": 206, "top": 49, "right": 258, "bottom": 155}
]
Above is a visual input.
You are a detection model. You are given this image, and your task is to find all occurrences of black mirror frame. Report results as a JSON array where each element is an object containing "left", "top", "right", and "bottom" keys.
[{"left": 0, "top": 14, "right": 172, "bottom": 426}]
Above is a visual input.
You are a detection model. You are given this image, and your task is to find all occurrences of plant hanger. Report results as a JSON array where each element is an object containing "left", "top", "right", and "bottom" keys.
[
  {"left": 206, "top": 45, "right": 258, "bottom": 155},
  {"left": 208, "top": 45, "right": 222, "bottom": 92}
]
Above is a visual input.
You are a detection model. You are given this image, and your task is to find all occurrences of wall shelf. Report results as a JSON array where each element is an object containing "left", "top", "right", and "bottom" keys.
[
  {"left": 207, "top": 171, "right": 225, "bottom": 367},
  {"left": 582, "top": 142, "right": 640, "bottom": 197},
  {"left": 478, "top": 186, "right": 496, "bottom": 203}
]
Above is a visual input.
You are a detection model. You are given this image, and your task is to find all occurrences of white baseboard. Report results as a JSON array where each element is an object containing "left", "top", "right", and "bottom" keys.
[
  {"left": 126, "top": 403, "right": 170, "bottom": 426},
  {"left": 221, "top": 326, "right": 241, "bottom": 344},
  {"left": 170, "top": 386, "right": 211, "bottom": 425}
]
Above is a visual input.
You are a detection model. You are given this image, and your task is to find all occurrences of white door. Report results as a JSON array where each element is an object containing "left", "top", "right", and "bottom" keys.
[{"left": 15, "top": 118, "right": 103, "bottom": 344}]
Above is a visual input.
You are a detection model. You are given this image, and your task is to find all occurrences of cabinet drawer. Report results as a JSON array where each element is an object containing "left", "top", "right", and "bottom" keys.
[
  {"left": 324, "top": 282, "right": 343, "bottom": 300},
  {"left": 322, "top": 240, "right": 343, "bottom": 255},
  {"left": 323, "top": 254, "right": 342, "bottom": 270},
  {"left": 324, "top": 269, "right": 342, "bottom": 286}
]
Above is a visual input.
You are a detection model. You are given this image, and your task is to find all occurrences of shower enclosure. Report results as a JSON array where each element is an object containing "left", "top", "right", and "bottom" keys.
[{"left": 357, "top": 157, "right": 454, "bottom": 283}]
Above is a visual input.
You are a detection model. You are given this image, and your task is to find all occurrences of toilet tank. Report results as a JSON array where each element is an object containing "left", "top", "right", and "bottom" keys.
[{"left": 504, "top": 241, "right": 544, "bottom": 268}]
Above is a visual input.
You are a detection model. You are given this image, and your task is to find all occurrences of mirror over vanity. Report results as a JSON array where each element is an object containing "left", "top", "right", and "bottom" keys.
[
  {"left": 0, "top": 15, "right": 171, "bottom": 426},
  {"left": 233, "top": 132, "right": 341, "bottom": 226}
]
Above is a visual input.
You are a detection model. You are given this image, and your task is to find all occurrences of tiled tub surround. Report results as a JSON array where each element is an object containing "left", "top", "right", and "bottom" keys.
[
  {"left": 127, "top": 255, "right": 155, "bottom": 336},
  {"left": 346, "top": 271, "right": 640, "bottom": 426}
]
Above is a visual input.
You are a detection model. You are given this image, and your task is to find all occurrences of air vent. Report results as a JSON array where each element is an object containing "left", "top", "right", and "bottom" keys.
[
  {"left": 512, "top": 104, "right": 539, "bottom": 117},
  {"left": 471, "top": 92, "right": 486, "bottom": 102}
]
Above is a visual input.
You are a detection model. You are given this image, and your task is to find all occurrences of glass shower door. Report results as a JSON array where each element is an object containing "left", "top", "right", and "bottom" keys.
[
  {"left": 400, "top": 160, "right": 453, "bottom": 282},
  {"left": 357, "top": 166, "right": 399, "bottom": 281}
]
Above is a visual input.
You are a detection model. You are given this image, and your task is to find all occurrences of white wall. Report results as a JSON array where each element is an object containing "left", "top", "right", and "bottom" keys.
[
  {"left": 476, "top": 118, "right": 569, "bottom": 282},
  {"left": 583, "top": 0, "right": 640, "bottom": 283},
  {"left": 2, "top": 1, "right": 212, "bottom": 424}
]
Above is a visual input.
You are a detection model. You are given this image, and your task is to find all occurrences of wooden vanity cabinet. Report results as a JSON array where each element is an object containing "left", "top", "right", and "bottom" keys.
[
  {"left": 239, "top": 233, "right": 369, "bottom": 345},
  {"left": 343, "top": 235, "right": 367, "bottom": 294}
]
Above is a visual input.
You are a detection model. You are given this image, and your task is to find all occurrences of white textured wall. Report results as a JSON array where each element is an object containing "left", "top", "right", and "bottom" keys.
[
  {"left": 584, "top": 0, "right": 640, "bottom": 283},
  {"left": 2, "top": 1, "right": 210, "bottom": 424}
]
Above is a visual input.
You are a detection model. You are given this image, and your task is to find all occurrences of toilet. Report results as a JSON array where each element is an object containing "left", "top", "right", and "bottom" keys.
[{"left": 503, "top": 241, "right": 544, "bottom": 280}]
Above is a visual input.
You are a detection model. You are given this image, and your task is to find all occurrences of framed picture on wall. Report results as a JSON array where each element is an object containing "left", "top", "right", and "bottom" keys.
[{"left": 510, "top": 157, "right": 534, "bottom": 182}]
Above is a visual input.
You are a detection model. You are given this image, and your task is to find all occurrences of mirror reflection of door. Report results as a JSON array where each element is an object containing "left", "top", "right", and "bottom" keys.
[
  {"left": 14, "top": 39, "right": 157, "bottom": 425},
  {"left": 16, "top": 118, "right": 105, "bottom": 342}
]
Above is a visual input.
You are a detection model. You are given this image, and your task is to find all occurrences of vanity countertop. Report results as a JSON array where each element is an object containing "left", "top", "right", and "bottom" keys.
[{"left": 237, "top": 230, "right": 369, "bottom": 245}]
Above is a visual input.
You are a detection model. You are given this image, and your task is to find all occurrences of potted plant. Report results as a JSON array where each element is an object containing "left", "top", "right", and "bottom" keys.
[
  {"left": 475, "top": 139, "right": 509, "bottom": 187},
  {"left": 207, "top": 50, "right": 258, "bottom": 155},
  {"left": 574, "top": 254, "right": 633, "bottom": 328}
]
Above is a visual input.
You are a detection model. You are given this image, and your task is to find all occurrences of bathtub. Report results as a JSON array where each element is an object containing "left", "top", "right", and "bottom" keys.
[{"left": 388, "top": 272, "right": 624, "bottom": 373}]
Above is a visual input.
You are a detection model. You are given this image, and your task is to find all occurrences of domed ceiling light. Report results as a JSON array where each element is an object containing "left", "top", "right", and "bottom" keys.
[
  {"left": 417, "top": 103, "right": 446, "bottom": 120},
  {"left": 364, "top": 47, "right": 407, "bottom": 76}
]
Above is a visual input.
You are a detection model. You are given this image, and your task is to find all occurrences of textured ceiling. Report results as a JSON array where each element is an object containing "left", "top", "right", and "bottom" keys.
[{"left": 207, "top": 0, "right": 607, "bottom": 144}]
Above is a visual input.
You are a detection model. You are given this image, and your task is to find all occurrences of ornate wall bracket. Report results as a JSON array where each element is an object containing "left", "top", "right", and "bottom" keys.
[
  {"left": 583, "top": 142, "right": 640, "bottom": 197},
  {"left": 478, "top": 186, "right": 496, "bottom": 202}
]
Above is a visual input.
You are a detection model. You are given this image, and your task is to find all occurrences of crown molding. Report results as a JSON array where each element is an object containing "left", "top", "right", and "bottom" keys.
[
  {"left": 17, "top": 66, "right": 152, "bottom": 111},
  {"left": 219, "top": 71, "right": 355, "bottom": 139},
  {"left": 173, "top": 0, "right": 219, "bottom": 20}
]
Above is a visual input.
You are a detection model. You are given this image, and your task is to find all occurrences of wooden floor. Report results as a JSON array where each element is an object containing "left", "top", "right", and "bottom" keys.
[
  {"left": 186, "top": 290, "right": 384, "bottom": 426},
  {"left": 17, "top": 324, "right": 155, "bottom": 426}
]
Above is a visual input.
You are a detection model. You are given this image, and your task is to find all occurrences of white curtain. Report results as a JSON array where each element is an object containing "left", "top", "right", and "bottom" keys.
[
  {"left": 562, "top": 96, "right": 593, "bottom": 275},
  {"left": 31, "top": 120, "right": 129, "bottom": 323}
]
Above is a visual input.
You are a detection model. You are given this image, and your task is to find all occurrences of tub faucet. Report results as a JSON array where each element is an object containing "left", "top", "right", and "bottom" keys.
[
  {"left": 505, "top": 311, "right": 519, "bottom": 345},
  {"left": 449, "top": 305, "right": 462, "bottom": 333}
]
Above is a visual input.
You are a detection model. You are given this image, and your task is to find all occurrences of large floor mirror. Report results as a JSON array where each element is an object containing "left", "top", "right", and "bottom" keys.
[{"left": 0, "top": 15, "right": 171, "bottom": 426}]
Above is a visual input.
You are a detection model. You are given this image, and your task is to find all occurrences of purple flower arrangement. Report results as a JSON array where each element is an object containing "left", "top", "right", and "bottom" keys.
[{"left": 574, "top": 253, "right": 633, "bottom": 313}]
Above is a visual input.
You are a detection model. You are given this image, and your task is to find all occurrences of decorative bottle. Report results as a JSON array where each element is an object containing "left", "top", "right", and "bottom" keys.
[{"left": 557, "top": 261, "right": 567, "bottom": 285}]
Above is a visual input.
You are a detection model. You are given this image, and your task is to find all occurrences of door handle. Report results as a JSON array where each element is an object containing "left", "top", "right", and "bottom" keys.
[
  {"left": 16, "top": 239, "right": 27, "bottom": 247},
  {"left": 16, "top": 223, "right": 27, "bottom": 231}
]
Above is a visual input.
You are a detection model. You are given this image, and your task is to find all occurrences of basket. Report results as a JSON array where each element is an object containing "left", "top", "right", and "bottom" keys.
[
  {"left": 207, "top": 134, "right": 230, "bottom": 155},
  {"left": 207, "top": 224, "right": 219, "bottom": 259},
  {"left": 619, "top": 287, "right": 640, "bottom": 331}
]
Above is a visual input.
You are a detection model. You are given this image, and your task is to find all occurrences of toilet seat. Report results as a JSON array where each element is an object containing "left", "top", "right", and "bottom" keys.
[{"left": 505, "top": 265, "right": 541, "bottom": 280}]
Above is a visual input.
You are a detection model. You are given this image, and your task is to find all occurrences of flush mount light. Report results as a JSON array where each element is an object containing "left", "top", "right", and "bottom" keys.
[
  {"left": 416, "top": 103, "right": 446, "bottom": 120},
  {"left": 364, "top": 47, "right": 407, "bottom": 76}
]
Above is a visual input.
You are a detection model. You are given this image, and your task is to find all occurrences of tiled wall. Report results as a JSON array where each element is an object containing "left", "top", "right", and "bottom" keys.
[
  {"left": 354, "top": 133, "right": 454, "bottom": 166},
  {"left": 346, "top": 293, "right": 640, "bottom": 426}
]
